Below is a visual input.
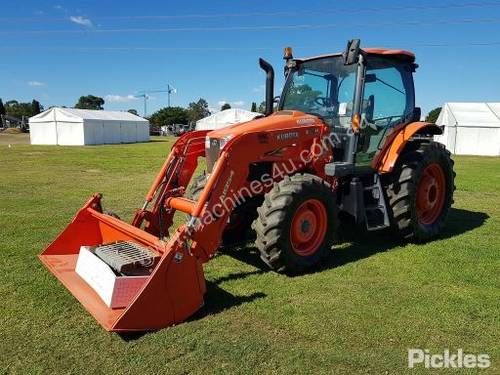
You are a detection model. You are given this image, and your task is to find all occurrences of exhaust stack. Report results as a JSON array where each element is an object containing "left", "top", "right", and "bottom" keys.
[{"left": 259, "top": 58, "right": 274, "bottom": 116}]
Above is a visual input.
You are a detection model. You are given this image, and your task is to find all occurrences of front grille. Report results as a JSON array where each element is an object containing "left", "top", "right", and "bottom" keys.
[
  {"left": 206, "top": 138, "right": 220, "bottom": 172},
  {"left": 93, "top": 241, "right": 160, "bottom": 276}
]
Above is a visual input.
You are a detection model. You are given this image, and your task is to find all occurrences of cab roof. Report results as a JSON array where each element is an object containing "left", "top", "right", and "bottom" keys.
[{"left": 296, "top": 48, "right": 415, "bottom": 63}]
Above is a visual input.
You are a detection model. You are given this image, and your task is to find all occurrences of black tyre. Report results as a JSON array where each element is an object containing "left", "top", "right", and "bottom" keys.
[
  {"left": 186, "top": 173, "right": 260, "bottom": 246},
  {"left": 252, "top": 174, "right": 338, "bottom": 274},
  {"left": 383, "top": 141, "right": 455, "bottom": 241}
]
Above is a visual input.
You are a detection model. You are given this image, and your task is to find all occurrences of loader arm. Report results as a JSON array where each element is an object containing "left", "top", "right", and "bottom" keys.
[
  {"left": 164, "top": 124, "right": 329, "bottom": 262},
  {"left": 131, "top": 130, "right": 209, "bottom": 236}
]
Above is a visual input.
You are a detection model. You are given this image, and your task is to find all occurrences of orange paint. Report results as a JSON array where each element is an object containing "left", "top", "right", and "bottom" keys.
[{"left": 373, "top": 122, "right": 441, "bottom": 173}]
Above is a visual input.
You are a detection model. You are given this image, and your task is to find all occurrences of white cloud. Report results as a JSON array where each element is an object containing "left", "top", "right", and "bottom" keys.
[
  {"left": 53, "top": 5, "right": 64, "bottom": 10},
  {"left": 69, "top": 16, "right": 93, "bottom": 28},
  {"left": 105, "top": 94, "right": 138, "bottom": 103},
  {"left": 28, "top": 81, "right": 45, "bottom": 87},
  {"left": 252, "top": 84, "right": 265, "bottom": 93}
]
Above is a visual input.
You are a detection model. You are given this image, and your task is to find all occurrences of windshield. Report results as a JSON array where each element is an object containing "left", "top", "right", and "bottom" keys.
[{"left": 280, "top": 56, "right": 357, "bottom": 127}]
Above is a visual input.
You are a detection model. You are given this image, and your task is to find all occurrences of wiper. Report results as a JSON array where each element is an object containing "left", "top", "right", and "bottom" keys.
[{"left": 375, "top": 77, "right": 405, "bottom": 95}]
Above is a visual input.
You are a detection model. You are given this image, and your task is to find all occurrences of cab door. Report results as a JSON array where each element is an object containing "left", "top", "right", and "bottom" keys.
[{"left": 355, "top": 58, "right": 415, "bottom": 167}]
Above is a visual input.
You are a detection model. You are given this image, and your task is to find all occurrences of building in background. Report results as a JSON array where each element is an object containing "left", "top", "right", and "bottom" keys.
[
  {"left": 434, "top": 103, "right": 500, "bottom": 156},
  {"left": 29, "top": 108, "right": 150, "bottom": 145},
  {"left": 195, "top": 108, "right": 261, "bottom": 131}
]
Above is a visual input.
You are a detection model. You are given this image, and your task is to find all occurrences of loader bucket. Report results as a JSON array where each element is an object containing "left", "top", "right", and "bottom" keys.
[{"left": 39, "top": 194, "right": 206, "bottom": 332}]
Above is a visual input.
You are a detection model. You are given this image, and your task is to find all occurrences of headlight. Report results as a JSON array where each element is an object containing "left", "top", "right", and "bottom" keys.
[
  {"left": 205, "top": 135, "right": 234, "bottom": 173},
  {"left": 219, "top": 134, "right": 234, "bottom": 150}
]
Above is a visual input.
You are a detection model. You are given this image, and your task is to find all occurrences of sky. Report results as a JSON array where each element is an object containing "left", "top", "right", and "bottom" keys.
[{"left": 1, "top": 0, "right": 499, "bottom": 117}]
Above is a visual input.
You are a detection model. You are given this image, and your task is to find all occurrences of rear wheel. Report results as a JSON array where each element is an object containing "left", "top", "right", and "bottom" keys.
[
  {"left": 252, "top": 174, "right": 338, "bottom": 274},
  {"left": 384, "top": 141, "right": 455, "bottom": 241}
]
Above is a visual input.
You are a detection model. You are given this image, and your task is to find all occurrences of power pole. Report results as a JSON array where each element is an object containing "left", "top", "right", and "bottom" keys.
[{"left": 134, "top": 94, "right": 149, "bottom": 117}]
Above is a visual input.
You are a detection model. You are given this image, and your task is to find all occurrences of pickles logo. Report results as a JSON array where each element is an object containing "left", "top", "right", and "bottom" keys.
[{"left": 408, "top": 349, "right": 491, "bottom": 369}]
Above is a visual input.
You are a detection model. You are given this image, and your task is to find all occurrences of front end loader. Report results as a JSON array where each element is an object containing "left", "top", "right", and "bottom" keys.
[{"left": 40, "top": 40, "right": 455, "bottom": 331}]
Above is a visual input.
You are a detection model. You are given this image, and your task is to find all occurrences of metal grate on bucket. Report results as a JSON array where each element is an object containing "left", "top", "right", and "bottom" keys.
[{"left": 94, "top": 241, "right": 160, "bottom": 276}]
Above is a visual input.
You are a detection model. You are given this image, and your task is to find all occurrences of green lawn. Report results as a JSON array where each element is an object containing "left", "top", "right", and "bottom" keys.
[{"left": 1, "top": 134, "right": 499, "bottom": 374}]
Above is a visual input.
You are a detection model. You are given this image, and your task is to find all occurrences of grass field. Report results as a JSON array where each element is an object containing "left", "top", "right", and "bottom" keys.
[{"left": 1, "top": 133, "right": 499, "bottom": 374}]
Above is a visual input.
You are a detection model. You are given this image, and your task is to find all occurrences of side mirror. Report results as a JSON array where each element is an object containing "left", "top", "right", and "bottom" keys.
[
  {"left": 343, "top": 39, "right": 361, "bottom": 65},
  {"left": 412, "top": 107, "right": 422, "bottom": 122},
  {"left": 273, "top": 96, "right": 280, "bottom": 104}
]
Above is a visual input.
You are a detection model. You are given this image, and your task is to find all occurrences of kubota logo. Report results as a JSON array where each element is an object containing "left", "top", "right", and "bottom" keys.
[
  {"left": 277, "top": 131, "right": 299, "bottom": 141},
  {"left": 296, "top": 118, "right": 315, "bottom": 125}
]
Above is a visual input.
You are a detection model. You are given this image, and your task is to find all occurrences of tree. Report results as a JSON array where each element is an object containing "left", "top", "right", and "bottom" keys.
[
  {"left": 75, "top": 95, "right": 105, "bottom": 110},
  {"left": 426, "top": 107, "right": 442, "bottom": 123},
  {"left": 251, "top": 102, "right": 257, "bottom": 112},
  {"left": 257, "top": 101, "right": 267, "bottom": 114},
  {"left": 127, "top": 109, "right": 138, "bottom": 116},
  {"left": 149, "top": 106, "right": 188, "bottom": 126},
  {"left": 282, "top": 84, "right": 321, "bottom": 113},
  {"left": 221, "top": 103, "right": 231, "bottom": 111},
  {"left": 4, "top": 100, "right": 41, "bottom": 119},
  {"left": 0, "top": 98, "right": 5, "bottom": 116},
  {"left": 186, "top": 98, "right": 211, "bottom": 123},
  {"left": 32, "top": 100, "right": 42, "bottom": 115}
]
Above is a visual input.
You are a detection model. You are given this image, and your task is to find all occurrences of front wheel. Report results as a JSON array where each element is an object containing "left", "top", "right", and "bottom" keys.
[
  {"left": 186, "top": 174, "right": 260, "bottom": 246},
  {"left": 384, "top": 141, "right": 455, "bottom": 241},
  {"left": 252, "top": 174, "right": 338, "bottom": 274}
]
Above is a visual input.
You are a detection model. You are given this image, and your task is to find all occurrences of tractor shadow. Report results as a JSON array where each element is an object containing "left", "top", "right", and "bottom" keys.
[
  {"left": 188, "top": 272, "right": 266, "bottom": 322},
  {"left": 119, "top": 208, "right": 486, "bottom": 341},
  {"left": 119, "top": 270, "right": 266, "bottom": 341},
  {"left": 325, "top": 207, "right": 489, "bottom": 269},
  {"left": 226, "top": 207, "right": 489, "bottom": 272}
]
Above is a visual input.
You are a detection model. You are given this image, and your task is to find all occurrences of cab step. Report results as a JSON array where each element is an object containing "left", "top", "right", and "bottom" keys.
[{"left": 364, "top": 176, "right": 390, "bottom": 231}]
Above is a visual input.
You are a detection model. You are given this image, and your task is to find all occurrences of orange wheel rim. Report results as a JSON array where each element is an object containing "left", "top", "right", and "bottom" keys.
[
  {"left": 416, "top": 163, "right": 446, "bottom": 225},
  {"left": 290, "top": 199, "right": 328, "bottom": 256}
]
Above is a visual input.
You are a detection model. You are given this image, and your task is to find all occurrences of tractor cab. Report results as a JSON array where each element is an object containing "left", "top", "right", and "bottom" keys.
[{"left": 277, "top": 42, "right": 420, "bottom": 170}]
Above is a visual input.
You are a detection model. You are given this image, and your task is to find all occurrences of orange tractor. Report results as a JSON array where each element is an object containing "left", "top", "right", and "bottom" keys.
[{"left": 40, "top": 40, "right": 455, "bottom": 331}]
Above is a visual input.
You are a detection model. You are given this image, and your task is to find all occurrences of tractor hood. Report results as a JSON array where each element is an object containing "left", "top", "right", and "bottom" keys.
[{"left": 207, "top": 111, "right": 322, "bottom": 139}]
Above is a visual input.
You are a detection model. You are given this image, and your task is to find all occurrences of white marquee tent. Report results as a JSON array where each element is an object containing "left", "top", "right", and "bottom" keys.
[
  {"left": 29, "top": 108, "right": 150, "bottom": 145},
  {"left": 195, "top": 108, "right": 261, "bottom": 131},
  {"left": 434, "top": 103, "right": 500, "bottom": 156}
]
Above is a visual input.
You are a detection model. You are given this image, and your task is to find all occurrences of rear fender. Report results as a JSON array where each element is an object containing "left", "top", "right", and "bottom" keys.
[{"left": 372, "top": 121, "right": 442, "bottom": 173}]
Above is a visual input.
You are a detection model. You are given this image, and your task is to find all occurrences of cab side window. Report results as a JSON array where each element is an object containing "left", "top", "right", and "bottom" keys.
[
  {"left": 363, "top": 59, "right": 414, "bottom": 127},
  {"left": 355, "top": 58, "right": 415, "bottom": 164}
]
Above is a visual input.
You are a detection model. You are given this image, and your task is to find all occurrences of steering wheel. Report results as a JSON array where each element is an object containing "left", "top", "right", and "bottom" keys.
[{"left": 314, "top": 97, "right": 329, "bottom": 107}]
